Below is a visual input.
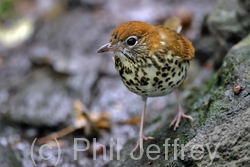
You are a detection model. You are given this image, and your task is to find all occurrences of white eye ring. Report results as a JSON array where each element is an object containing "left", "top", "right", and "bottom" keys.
[{"left": 126, "top": 36, "right": 138, "bottom": 46}]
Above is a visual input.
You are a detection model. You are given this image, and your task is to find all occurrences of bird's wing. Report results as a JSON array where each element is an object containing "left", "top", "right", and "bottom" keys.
[{"left": 156, "top": 26, "right": 195, "bottom": 61}]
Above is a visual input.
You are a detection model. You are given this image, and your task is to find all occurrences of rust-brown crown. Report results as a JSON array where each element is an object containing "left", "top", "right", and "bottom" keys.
[{"left": 110, "top": 21, "right": 156, "bottom": 44}]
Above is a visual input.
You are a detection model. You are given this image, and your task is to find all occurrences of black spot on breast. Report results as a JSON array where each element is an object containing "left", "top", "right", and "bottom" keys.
[
  {"left": 142, "top": 69, "right": 148, "bottom": 75},
  {"left": 126, "top": 81, "right": 131, "bottom": 86},
  {"left": 142, "top": 57, "right": 147, "bottom": 63},
  {"left": 158, "top": 81, "right": 163, "bottom": 85},
  {"left": 178, "top": 62, "right": 181, "bottom": 68},
  {"left": 172, "top": 72, "right": 176, "bottom": 77},
  {"left": 125, "top": 67, "right": 132, "bottom": 74},
  {"left": 156, "top": 71, "right": 161, "bottom": 76},
  {"left": 140, "top": 76, "right": 149, "bottom": 86},
  {"left": 129, "top": 79, "right": 134, "bottom": 85},
  {"left": 165, "top": 77, "right": 170, "bottom": 82},
  {"left": 158, "top": 85, "right": 163, "bottom": 89},
  {"left": 176, "top": 80, "right": 181, "bottom": 85},
  {"left": 119, "top": 68, "right": 124, "bottom": 76},
  {"left": 161, "top": 88, "right": 166, "bottom": 91},
  {"left": 168, "top": 59, "right": 173, "bottom": 64},
  {"left": 168, "top": 81, "right": 173, "bottom": 86},
  {"left": 171, "top": 68, "right": 175, "bottom": 73},
  {"left": 178, "top": 71, "right": 181, "bottom": 76},
  {"left": 167, "top": 66, "right": 171, "bottom": 71},
  {"left": 154, "top": 77, "right": 159, "bottom": 82},
  {"left": 151, "top": 57, "right": 161, "bottom": 70},
  {"left": 136, "top": 86, "right": 142, "bottom": 91},
  {"left": 175, "top": 60, "right": 178, "bottom": 65},
  {"left": 148, "top": 64, "right": 152, "bottom": 67},
  {"left": 159, "top": 58, "right": 166, "bottom": 63},
  {"left": 162, "top": 73, "right": 168, "bottom": 77},
  {"left": 161, "top": 67, "right": 167, "bottom": 72}
]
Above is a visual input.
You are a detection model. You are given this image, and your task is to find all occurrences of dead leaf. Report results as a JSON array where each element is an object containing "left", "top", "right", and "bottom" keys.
[
  {"left": 119, "top": 117, "right": 141, "bottom": 125},
  {"left": 38, "top": 100, "right": 111, "bottom": 144}
]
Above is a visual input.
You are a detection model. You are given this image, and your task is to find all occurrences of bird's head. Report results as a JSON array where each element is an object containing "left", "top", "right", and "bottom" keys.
[{"left": 97, "top": 21, "right": 161, "bottom": 58}]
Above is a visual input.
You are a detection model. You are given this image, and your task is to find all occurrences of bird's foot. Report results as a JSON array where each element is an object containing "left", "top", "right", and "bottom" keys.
[
  {"left": 170, "top": 112, "right": 193, "bottom": 131},
  {"left": 131, "top": 135, "right": 154, "bottom": 153}
]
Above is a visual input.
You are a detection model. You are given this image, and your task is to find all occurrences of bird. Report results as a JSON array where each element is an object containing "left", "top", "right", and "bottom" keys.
[{"left": 97, "top": 21, "right": 195, "bottom": 153}]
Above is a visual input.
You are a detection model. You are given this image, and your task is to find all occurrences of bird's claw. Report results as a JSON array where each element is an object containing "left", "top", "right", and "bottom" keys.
[
  {"left": 130, "top": 136, "right": 154, "bottom": 153},
  {"left": 170, "top": 113, "right": 193, "bottom": 130}
]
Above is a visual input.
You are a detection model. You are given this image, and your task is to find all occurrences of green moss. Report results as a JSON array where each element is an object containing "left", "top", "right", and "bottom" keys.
[
  {"left": 0, "top": 0, "right": 16, "bottom": 20},
  {"left": 152, "top": 115, "right": 161, "bottom": 123},
  {"left": 236, "top": 34, "right": 250, "bottom": 47}
]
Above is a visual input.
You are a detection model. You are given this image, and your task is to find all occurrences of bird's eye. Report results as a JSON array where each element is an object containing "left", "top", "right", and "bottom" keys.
[{"left": 126, "top": 36, "right": 138, "bottom": 46}]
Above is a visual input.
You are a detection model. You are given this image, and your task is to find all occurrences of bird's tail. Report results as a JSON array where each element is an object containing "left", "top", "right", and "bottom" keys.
[{"left": 163, "top": 16, "right": 182, "bottom": 33}]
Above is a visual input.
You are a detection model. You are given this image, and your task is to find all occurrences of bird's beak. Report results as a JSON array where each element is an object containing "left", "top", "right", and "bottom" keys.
[{"left": 97, "top": 42, "right": 121, "bottom": 53}]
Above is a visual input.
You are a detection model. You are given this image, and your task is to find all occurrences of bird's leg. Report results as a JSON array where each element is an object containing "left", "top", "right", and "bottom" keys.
[
  {"left": 170, "top": 89, "right": 193, "bottom": 130},
  {"left": 131, "top": 97, "right": 154, "bottom": 153}
]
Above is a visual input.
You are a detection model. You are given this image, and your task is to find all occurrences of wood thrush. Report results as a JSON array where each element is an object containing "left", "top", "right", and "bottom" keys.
[{"left": 97, "top": 21, "right": 195, "bottom": 152}]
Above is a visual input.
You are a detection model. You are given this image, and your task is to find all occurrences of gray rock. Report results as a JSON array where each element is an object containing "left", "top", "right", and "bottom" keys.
[
  {"left": 207, "top": 0, "right": 250, "bottom": 47},
  {"left": 1, "top": 67, "right": 73, "bottom": 126},
  {"left": 0, "top": 145, "right": 22, "bottom": 167},
  {"left": 207, "top": 0, "right": 250, "bottom": 69},
  {"left": 181, "top": 34, "right": 250, "bottom": 166},
  {"left": 193, "top": 35, "right": 219, "bottom": 64},
  {"left": 0, "top": 65, "right": 99, "bottom": 126},
  {"left": 182, "top": 108, "right": 250, "bottom": 166},
  {"left": 0, "top": 10, "right": 104, "bottom": 126},
  {"left": 30, "top": 10, "right": 107, "bottom": 75}
]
